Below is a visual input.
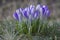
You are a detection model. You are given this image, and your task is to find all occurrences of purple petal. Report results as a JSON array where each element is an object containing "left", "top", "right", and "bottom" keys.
[
  {"left": 23, "top": 8, "right": 29, "bottom": 18},
  {"left": 42, "top": 5, "right": 48, "bottom": 10},
  {"left": 13, "top": 12, "right": 19, "bottom": 20},
  {"left": 24, "top": 11, "right": 29, "bottom": 18},
  {"left": 29, "top": 5, "right": 35, "bottom": 14},
  {"left": 33, "top": 10, "right": 39, "bottom": 19},
  {"left": 42, "top": 5, "right": 50, "bottom": 17}
]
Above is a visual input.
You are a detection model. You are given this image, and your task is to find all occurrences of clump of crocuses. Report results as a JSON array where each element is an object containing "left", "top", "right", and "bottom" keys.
[
  {"left": 12, "top": 4, "right": 57, "bottom": 39},
  {"left": 13, "top": 4, "right": 50, "bottom": 21}
]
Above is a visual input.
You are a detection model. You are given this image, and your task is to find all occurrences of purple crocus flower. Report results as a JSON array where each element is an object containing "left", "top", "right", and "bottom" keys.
[
  {"left": 13, "top": 4, "right": 50, "bottom": 21},
  {"left": 13, "top": 9, "right": 22, "bottom": 21},
  {"left": 42, "top": 5, "right": 50, "bottom": 17},
  {"left": 36, "top": 4, "right": 42, "bottom": 12},
  {"left": 13, "top": 12, "right": 19, "bottom": 20},
  {"left": 22, "top": 7, "right": 29, "bottom": 18},
  {"left": 29, "top": 5, "right": 35, "bottom": 14},
  {"left": 23, "top": 5, "right": 38, "bottom": 20}
]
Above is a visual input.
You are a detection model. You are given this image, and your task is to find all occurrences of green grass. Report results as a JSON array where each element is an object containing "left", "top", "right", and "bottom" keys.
[{"left": 0, "top": 18, "right": 60, "bottom": 40}]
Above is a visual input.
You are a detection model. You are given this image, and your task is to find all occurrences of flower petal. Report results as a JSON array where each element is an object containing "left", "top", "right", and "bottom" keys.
[
  {"left": 29, "top": 5, "right": 35, "bottom": 14},
  {"left": 42, "top": 5, "right": 50, "bottom": 17},
  {"left": 13, "top": 12, "right": 19, "bottom": 20},
  {"left": 36, "top": 4, "right": 41, "bottom": 10},
  {"left": 23, "top": 8, "right": 29, "bottom": 18},
  {"left": 33, "top": 10, "right": 39, "bottom": 19}
]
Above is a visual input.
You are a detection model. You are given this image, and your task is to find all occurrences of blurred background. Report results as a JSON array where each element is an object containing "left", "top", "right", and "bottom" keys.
[
  {"left": 0, "top": 0, "right": 60, "bottom": 21},
  {"left": 0, "top": 0, "right": 60, "bottom": 40}
]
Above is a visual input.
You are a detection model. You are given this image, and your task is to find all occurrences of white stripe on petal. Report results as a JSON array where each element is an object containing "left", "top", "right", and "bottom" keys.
[
  {"left": 16, "top": 9, "right": 20, "bottom": 14},
  {"left": 30, "top": 5, "right": 35, "bottom": 9},
  {"left": 36, "top": 4, "right": 41, "bottom": 10},
  {"left": 36, "top": 4, "right": 42, "bottom": 14},
  {"left": 43, "top": 5, "right": 46, "bottom": 8},
  {"left": 19, "top": 8, "right": 23, "bottom": 13}
]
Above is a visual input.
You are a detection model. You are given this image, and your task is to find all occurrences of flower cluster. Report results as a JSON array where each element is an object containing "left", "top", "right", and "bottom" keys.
[{"left": 13, "top": 4, "right": 50, "bottom": 21}]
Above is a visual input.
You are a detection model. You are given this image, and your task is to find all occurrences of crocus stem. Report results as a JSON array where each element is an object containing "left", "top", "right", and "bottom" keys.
[{"left": 27, "top": 19, "right": 32, "bottom": 34}]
